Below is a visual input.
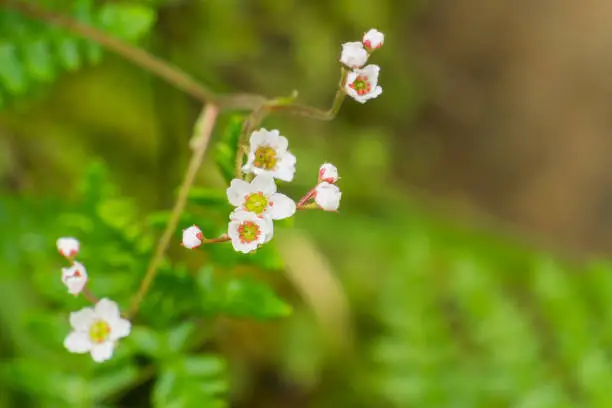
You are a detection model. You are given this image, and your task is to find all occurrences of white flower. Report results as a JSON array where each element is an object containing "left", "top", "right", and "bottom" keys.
[
  {"left": 182, "top": 225, "right": 203, "bottom": 249},
  {"left": 228, "top": 210, "right": 273, "bottom": 254},
  {"left": 61, "top": 262, "right": 88, "bottom": 296},
  {"left": 318, "top": 163, "right": 339, "bottom": 184},
  {"left": 363, "top": 29, "right": 384, "bottom": 51},
  {"left": 344, "top": 64, "right": 383, "bottom": 104},
  {"left": 243, "top": 129, "right": 296, "bottom": 182},
  {"left": 314, "top": 182, "right": 342, "bottom": 211},
  {"left": 57, "top": 237, "right": 79, "bottom": 258},
  {"left": 340, "top": 41, "right": 368, "bottom": 68},
  {"left": 227, "top": 175, "right": 296, "bottom": 220},
  {"left": 64, "top": 298, "right": 131, "bottom": 363}
]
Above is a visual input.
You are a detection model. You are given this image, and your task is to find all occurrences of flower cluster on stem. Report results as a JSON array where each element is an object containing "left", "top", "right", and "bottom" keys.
[
  {"left": 339, "top": 28, "right": 385, "bottom": 104},
  {"left": 56, "top": 237, "right": 131, "bottom": 362},
  {"left": 181, "top": 28, "right": 385, "bottom": 254}
]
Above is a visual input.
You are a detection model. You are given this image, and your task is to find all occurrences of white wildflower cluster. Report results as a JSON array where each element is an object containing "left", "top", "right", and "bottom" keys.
[
  {"left": 340, "top": 28, "right": 385, "bottom": 103},
  {"left": 181, "top": 28, "right": 386, "bottom": 254},
  {"left": 56, "top": 237, "right": 131, "bottom": 362},
  {"left": 183, "top": 130, "right": 342, "bottom": 254}
]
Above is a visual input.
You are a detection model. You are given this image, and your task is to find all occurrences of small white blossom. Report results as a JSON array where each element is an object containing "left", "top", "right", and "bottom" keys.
[
  {"left": 64, "top": 298, "right": 131, "bottom": 363},
  {"left": 227, "top": 175, "right": 296, "bottom": 220},
  {"left": 363, "top": 29, "right": 384, "bottom": 51},
  {"left": 243, "top": 129, "right": 296, "bottom": 182},
  {"left": 314, "top": 182, "right": 342, "bottom": 211},
  {"left": 345, "top": 64, "right": 383, "bottom": 104},
  {"left": 57, "top": 237, "right": 79, "bottom": 258},
  {"left": 228, "top": 210, "right": 273, "bottom": 254},
  {"left": 340, "top": 41, "right": 368, "bottom": 68},
  {"left": 182, "top": 225, "right": 203, "bottom": 249},
  {"left": 61, "top": 262, "right": 88, "bottom": 296},
  {"left": 318, "top": 163, "right": 339, "bottom": 184}
]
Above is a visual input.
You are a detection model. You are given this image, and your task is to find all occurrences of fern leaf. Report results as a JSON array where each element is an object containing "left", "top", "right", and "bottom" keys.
[{"left": 0, "top": 0, "right": 157, "bottom": 109}]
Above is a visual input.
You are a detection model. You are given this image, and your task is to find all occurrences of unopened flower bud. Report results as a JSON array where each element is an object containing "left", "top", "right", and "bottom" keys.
[
  {"left": 318, "top": 163, "right": 339, "bottom": 184},
  {"left": 62, "top": 262, "right": 88, "bottom": 296},
  {"left": 182, "top": 225, "right": 203, "bottom": 249},
  {"left": 340, "top": 41, "right": 368, "bottom": 69},
  {"left": 57, "top": 237, "right": 80, "bottom": 258},
  {"left": 363, "top": 29, "right": 384, "bottom": 51},
  {"left": 314, "top": 182, "right": 342, "bottom": 211}
]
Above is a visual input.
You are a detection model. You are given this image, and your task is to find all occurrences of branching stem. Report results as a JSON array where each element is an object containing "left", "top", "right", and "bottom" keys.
[{"left": 4, "top": 1, "right": 351, "bottom": 318}]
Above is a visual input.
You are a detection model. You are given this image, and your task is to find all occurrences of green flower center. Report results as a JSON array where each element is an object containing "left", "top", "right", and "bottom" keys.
[
  {"left": 244, "top": 192, "right": 269, "bottom": 215},
  {"left": 350, "top": 75, "right": 372, "bottom": 96},
  {"left": 238, "top": 221, "right": 261, "bottom": 244},
  {"left": 89, "top": 320, "right": 111, "bottom": 344},
  {"left": 253, "top": 147, "right": 277, "bottom": 170}
]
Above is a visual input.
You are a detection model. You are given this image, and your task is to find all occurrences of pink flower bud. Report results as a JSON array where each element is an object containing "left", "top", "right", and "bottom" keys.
[
  {"left": 318, "top": 163, "right": 339, "bottom": 184},
  {"left": 363, "top": 29, "right": 384, "bottom": 51},
  {"left": 57, "top": 237, "right": 80, "bottom": 258},
  {"left": 182, "top": 225, "right": 204, "bottom": 249}
]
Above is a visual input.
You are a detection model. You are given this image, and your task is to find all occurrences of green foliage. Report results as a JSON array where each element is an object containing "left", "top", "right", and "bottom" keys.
[
  {"left": 0, "top": 0, "right": 156, "bottom": 109},
  {"left": 197, "top": 267, "right": 292, "bottom": 319},
  {"left": 368, "top": 211, "right": 612, "bottom": 408},
  {"left": 214, "top": 115, "right": 244, "bottom": 184},
  {"left": 0, "top": 159, "right": 294, "bottom": 407}
]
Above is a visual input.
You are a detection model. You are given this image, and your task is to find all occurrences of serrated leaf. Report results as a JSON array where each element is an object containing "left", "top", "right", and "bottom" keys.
[
  {"left": 167, "top": 321, "right": 196, "bottom": 353},
  {"left": 90, "top": 365, "right": 140, "bottom": 401},
  {"left": 0, "top": 42, "right": 27, "bottom": 94},
  {"left": 0, "top": 359, "right": 90, "bottom": 405},
  {"left": 23, "top": 39, "right": 55, "bottom": 82},
  {"left": 129, "top": 326, "right": 164, "bottom": 358},
  {"left": 174, "top": 355, "right": 226, "bottom": 378},
  {"left": 96, "top": 198, "right": 137, "bottom": 231},
  {"left": 197, "top": 269, "right": 291, "bottom": 319},
  {"left": 224, "top": 277, "right": 292, "bottom": 319},
  {"left": 98, "top": 3, "right": 156, "bottom": 42},
  {"left": 153, "top": 370, "right": 177, "bottom": 408},
  {"left": 54, "top": 36, "right": 82, "bottom": 71}
]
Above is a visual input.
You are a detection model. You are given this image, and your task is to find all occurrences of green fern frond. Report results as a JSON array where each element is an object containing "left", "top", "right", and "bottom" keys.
[
  {"left": 371, "top": 216, "right": 612, "bottom": 408},
  {"left": 0, "top": 0, "right": 156, "bottom": 109}
]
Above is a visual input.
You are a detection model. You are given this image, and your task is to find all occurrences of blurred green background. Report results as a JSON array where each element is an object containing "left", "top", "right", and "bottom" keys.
[{"left": 3, "top": 0, "right": 612, "bottom": 407}]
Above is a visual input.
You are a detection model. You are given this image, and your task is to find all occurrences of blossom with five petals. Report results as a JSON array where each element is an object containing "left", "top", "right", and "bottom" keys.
[{"left": 64, "top": 298, "right": 131, "bottom": 363}]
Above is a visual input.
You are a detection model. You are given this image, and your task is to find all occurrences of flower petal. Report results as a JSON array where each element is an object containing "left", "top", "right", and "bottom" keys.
[
  {"left": 262, "top": 217, "right": 274, "bottom": 243},
  {"left": 227, "top": 178, "right": 251, "bottom": 206},
  {"left": 109, "top": 318, "right": 131, "bottom": 341},
  {"left": 95, "top": 298, "right": 121, "bottom": 320},
  {"left": 64, "top": 331, "right": 92, "bottom": 353},
  {"left": 250, "top": 174, "right": 276, "bottom": 195},
  {"left": 249, "top": 129, "right": 267, "bottom": 150},
  {"left": 272, "top": 135, "right": 289, "bottom": 153},
  {"left": 242, "top": 152, "right": 256, "bottom": 174},
  {"left": 268, "top": 193, "right": 296, "bottom": 220},
  {"left": 274, "top": 152, "right": 296, "bottom": 182},
  {"left": 69, "top": 307, "right": 95, "bottom": 331},
  {"left": 314, "top": 182, "right": 342, "bottom": 211},
  {"left": 90, "top": 342, "right": 115, "bottom": 363}
]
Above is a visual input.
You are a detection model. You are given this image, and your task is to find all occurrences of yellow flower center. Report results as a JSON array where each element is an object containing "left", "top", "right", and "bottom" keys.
[
  {"left": 253, "top": 147, "right": 277, "bottom": 170},
  {"left": 238, "top": 221, "right": 261, "bottom": 244},
  {"left": 89, "top": 320, "right": 111, "bottom": 343},
  {"left": 244, "top": 192, "right": 269, "bottom": 215}
]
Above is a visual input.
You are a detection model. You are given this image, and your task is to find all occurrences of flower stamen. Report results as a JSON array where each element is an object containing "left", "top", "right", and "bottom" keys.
[
  {"left": 238, "top": 221, "right": 261, "bottom": 244},
  {"left": 89, "top": 320, "right": 111, "bottom": 344},
  {"left": 349, "top": 75, "right": 372, "bottom": 96},
  {"left": 243, "top": 192, "right": 269, "bottom": 214},
  {"left": 253, "top": 146, "right": 278, "bottom": 170}
]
